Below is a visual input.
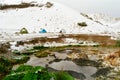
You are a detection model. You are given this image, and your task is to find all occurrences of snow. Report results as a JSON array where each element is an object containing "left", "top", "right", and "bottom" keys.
[
  {"left": 88, "top": 13, "right": 120, "bottom": 26},
  {"left": 0, "top": 0, "right": 120, "bottom": 42},
  {"left": 0, "top": 0, "right": 22, "bottom": 5},
  {"left": 0, "top": 0, "right": 48, "bottom": 5}
]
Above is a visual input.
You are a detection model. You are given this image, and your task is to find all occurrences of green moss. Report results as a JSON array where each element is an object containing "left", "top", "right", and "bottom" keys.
[
  {"left": 35, "top": 51, "right": 50, "bottom": 58},
  {"left": 13, "top": 49, "right": 39, "bottom": 55},
  {"left": 0, "top": 57, "right": 12, "bottom": 74},
  {"left": 92, "top": 45, "right": 100, "bottom": 47},
  {"left": 116, "top": 40, "right": 120, "bottom": 47},
  {"left": 33, "top": 45, "right": 48, "bottom": 50},
  {"left": 12, "top": 50, "right": 20, "bottom": 54},
  {"left": 3, "top": 65, "right": 74, "bottom": 80},
  {"left": 10, "top": 56, "right": 30, "bottom": 64},
  {"left": 21, "top": 49, "right": 39, "bottom": 55},
  {"left": 54, "top": 71, "right": 74, "bottom": 80},
  {"left": 15, "top": 65, "right": 34, "bottom": 72}
]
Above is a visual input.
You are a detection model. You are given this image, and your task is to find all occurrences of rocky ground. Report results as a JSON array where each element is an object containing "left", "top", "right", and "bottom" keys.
[{"left": 0, "top": 34, "right": 120, "bottom": 80}]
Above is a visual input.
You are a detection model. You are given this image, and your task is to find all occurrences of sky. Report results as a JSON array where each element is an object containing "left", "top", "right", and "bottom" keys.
[{"left": 51, "top": 0, "right": 120, "bottom": 17}]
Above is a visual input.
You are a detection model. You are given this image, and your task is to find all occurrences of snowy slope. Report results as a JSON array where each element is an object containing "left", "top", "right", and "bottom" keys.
[
  {"left": 88, "top": 13, "right": 120, "bottom": 38},
  {"left": 111, "top": 21, "right": 120, "bottom": 35},
  {"left": 0, "top": 0, "right": 120, "bottom": 41},
  {"left": 88, "top": 13, "right": 120, "bottom": 26},
  {"left": 0, "top": 0, "right": 47, "bottom": 5}
]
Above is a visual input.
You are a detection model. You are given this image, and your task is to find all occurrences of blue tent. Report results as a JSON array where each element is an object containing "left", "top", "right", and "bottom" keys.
[{"left": 39, "top": 28, "right": 47, "bottom": 33}]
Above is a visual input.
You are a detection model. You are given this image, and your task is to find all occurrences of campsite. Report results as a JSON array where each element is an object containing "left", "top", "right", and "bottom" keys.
[{"left": 0, "top": 0, "right": 120, "bottom": 80}]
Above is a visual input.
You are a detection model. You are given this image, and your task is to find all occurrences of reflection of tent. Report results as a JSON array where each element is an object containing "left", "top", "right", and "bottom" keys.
[{"left": 39, "top": 28, "right": 47, "bottom": 33}]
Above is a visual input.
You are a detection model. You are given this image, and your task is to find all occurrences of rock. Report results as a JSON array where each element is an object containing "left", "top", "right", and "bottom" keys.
[
  {"left": 104, "top": 50, "right": 120, "bottom": 66},
  {"left": 67, "top": 71, "right": 86, "bottom": 80},
  {"left": 0, "top": 42, "right": 10, "bottom": 54},
  {"left": 53, "top": 52, "right": 68, "bottom": 59},
  {"left": 73, "top": 59, "right": 101, "bottom": 67},
  {"left": 67, "top": 53, "right": 88, "bottom": 60},
  {"left": 45, "top": 2, "right": 53, "bottom": 8},
  {"left": 91, "top": 67, "right": 111, "bottom": 77},
  {"left": 49, "top": 59, "right": 63, "bottom": 64},
  {"left": 77, "top": 22, "right": 87, "bottom": 27}
]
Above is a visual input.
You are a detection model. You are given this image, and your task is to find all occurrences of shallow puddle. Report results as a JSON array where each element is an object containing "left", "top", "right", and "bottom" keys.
[{"left": 49, "top": 60, "right": 97, "bottom": 80}]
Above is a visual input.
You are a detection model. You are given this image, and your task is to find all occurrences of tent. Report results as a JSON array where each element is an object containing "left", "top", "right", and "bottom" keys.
[
  {"left": 39, "top": 28, "right": 47, "bottom": 33},
  {"left": 20, "top": 27, "right": 28, "bottom": 34},
  {"left": 59, "top": 29, "right": 66, "bottom": 33}
]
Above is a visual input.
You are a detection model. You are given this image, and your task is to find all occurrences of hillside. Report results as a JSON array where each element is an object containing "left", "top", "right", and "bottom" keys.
[
  {"left": 0, "top": 1, "right": 120, "bottom": 80},
  {"left": 0, "top": 0, "right": 120, "bottom": 42}
]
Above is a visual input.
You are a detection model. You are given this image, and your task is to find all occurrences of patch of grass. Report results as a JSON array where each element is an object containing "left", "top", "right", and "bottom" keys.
[
  {"left": 54, "top": 71, "right": 74, "bottom": 80},
  {"left": 10, "top": 56, "right": 30, "bottom": 64},
  {"left": 21, "top": 49, "right": 39, "bottom": 55},
  {"left": 33, "top": 45, "right": 48, "bottom": 50},
  {"left": 92, "top": 45, "right": 100, "bottom": 47},
  {"left": 3, "top": 65, "right": 74, "bottom": 80},
  {"left": 13, "top": 49, "right": 39, "bottom": 55},
  {"left": 0, "top": 57, "right": 12, "bottom": 74},
  {"left": 116, "top": 40, "right": 120, "bottom": 47},
  {"left": 35, "top": 51, "right": 51, "bottom": 58},
  {"left": 12, "top": 50, "right": 20, "bottom": 54}
]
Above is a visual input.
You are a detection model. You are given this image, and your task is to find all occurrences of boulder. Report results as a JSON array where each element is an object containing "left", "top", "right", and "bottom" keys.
[{"left": 67, "top": 53, "right": 88, "bottom": 60}]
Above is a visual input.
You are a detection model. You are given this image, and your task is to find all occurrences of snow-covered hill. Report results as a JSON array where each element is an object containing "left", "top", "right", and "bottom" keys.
[
  {"left": 88, "top": 13, "right": 120, "bottom": 26},
  {"left": 0, "top": 0, "right": 120, "bottom": 42}
]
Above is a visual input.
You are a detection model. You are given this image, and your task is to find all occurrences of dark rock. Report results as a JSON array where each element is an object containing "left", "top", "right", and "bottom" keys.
[
  {"left": 77, "top": 22, "right": 87, "bottom": 27},
  {"left": 45, "top": 2, "right": 53, "bottom": 8},
  {"left": 67, "top": 71, "right": 86, "bottom": 80},
  {"left": 91, "top": 67, "right": 111, "bottom": 77},
  {"left": 47, "top": 67, "right": 86, "bottom": 80},
  {"left": 73, "top": 59, "right": 101, "bottom": 67},
  {"left": 16, "top": 41, "right": 24, "bottom": 46},
  {"left": 49, "top": 59, "right": 63, "bottom": 64},
  {"left": 47, "top": 67, "right": 58, "bottom": 72},
  {"left": 0, "top": 42, "right": 10, "bottom": 54}
]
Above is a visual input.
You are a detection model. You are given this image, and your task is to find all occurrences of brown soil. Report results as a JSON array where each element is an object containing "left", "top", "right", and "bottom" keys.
[
  {"left": 16, "top": 34, "right": 117, "bottom": 46},
  {"left": 60, "top": 34, "right": 116, "bottom": 46},
  {"left": 0, "top": 2, "right": 42, "bottom": 10}
]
